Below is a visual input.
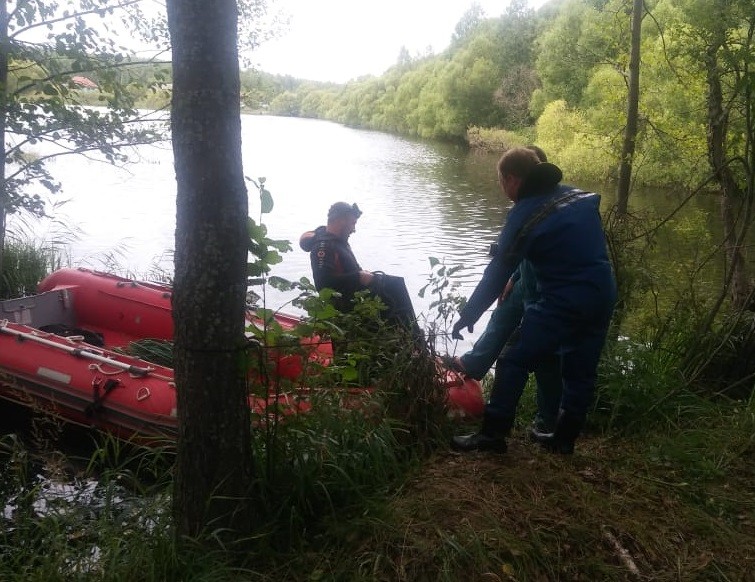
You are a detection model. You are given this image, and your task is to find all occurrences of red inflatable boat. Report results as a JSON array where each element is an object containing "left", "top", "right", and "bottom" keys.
[{"left": 0, "top": 268, "right": 484, "bottom": 441}]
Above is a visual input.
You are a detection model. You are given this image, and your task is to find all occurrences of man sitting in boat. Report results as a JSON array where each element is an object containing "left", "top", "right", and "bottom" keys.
[
  {"left": 299, "top": 202, "right": 374, "bottom": 313},
  {"left": 299, "top": 202, "right": 419, "bottom": 333}
]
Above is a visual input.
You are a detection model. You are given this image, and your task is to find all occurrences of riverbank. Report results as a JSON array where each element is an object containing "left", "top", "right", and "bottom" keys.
[
  {"left": 465, "top": 125, "right": 533, "bottom": 153},
  {"left": 2, "top": 394, "right": 751, "bottom": 580},
  {"left": 286, "top": 400, "right": 754, "bottom": 580}
]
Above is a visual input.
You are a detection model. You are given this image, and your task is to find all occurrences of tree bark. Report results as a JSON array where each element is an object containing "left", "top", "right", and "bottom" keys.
[
  {"left": 704, "top": 17, "right": 751, "bottom": 309},
  {"left": 167, "top": 0, "right": 254, "bottom": 544},
  {"left": 0, "top": 0, "right": 9, "bottom": 279},
  {"left": 615, "top": 0, "right": 643, "bottom": 216}
]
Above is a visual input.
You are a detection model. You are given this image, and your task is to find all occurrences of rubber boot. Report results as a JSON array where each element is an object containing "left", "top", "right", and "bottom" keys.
[
  {"left": 450, "top": 412, "right": 513, "bottom": 453},
  {"left": 541, "top": 409, "right": 584, "bottom": 455}
]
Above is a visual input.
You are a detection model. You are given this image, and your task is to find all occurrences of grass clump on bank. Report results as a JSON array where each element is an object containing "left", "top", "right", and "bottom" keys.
[{"left": 1, "top": 238, "right": 57, "bottom": 299}]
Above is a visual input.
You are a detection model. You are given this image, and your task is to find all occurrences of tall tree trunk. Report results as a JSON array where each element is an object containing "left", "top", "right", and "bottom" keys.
[
  {"left": 615, "top": 0, "right": 643, "bottom": 216},
  {"left": 167, "top": 0, "right": 253, "bottom": 544},
  {"left": 0, "top": 0, "right": 9, "bottom": 280},
  {"left": 704, "top": 21, "right": 751, "bottom": 309}
]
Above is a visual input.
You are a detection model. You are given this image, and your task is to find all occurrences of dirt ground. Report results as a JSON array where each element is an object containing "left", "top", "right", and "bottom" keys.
[{"left": 362, "top": 429, "right": 755, "bottom": 581}]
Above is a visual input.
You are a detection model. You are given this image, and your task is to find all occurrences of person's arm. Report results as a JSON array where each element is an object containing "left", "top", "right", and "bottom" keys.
[
  {"left": 452, "top": 209, "right": 527, "bottom": 338},
  {"left": 299, "top": 226, "right": 325, "bottom": 252},
  {"left": 459, "top": 253, "right": 517, "bottom": 326}
]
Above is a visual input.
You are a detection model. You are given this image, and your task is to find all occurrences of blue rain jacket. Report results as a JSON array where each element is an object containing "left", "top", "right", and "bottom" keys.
[{"left": 460, "top": 165, "right": 616, "bottom": 327}]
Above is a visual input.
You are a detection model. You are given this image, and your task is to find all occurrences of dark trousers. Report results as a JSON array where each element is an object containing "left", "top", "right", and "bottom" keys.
[
  {"left": 487, "top": 302, "right": 613, "bottom": 420},
  {"left": 461, "top": 280, "right": 562, "bottom": 427}
]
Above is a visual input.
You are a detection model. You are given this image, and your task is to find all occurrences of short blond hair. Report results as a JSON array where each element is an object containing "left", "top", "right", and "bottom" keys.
[{"left": 497, "top": 147, "right": 540, "bottom": 181}]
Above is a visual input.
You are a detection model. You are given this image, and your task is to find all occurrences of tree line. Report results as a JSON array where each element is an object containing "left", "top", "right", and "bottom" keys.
[{"left": 259, "top": 0, "right": 752, "bottom": 196}]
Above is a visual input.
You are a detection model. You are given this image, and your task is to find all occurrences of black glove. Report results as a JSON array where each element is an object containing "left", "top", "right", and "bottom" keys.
[{"left": 451, "top": 318, "right": 474, "bottom": 340}]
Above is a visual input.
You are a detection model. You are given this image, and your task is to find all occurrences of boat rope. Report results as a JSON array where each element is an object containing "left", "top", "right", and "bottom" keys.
[
  {"left": 0, "top": 319, "right": 154, "bottom": 377},
  {"left": 89, "top": 362, "right": 131, "bottom": 376}
]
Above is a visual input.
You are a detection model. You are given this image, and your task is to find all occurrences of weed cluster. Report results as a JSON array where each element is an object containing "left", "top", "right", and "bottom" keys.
[{"left": 1, "top": 239, "right": 56, "bottom": 299}]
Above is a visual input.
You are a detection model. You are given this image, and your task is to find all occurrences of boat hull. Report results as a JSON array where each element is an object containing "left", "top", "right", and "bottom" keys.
[
  {"left": 0, "top": 319, "right": 178, "bottom": 440},
  {"left": 0, "top": 268, "right": 484, "bottom": 441}
]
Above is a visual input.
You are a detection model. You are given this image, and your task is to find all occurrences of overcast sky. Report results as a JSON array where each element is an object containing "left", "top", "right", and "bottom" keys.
[{"left": 252, "top": 0, "right": 549, "bottom": 83}]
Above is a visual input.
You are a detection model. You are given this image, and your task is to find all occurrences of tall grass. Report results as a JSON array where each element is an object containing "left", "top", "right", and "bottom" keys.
[
  {"left": 2, "top": 212, "right": 77, "bottom": 298},
  {"left": 1, "top": 238, "right": 57, "bottom": 298},
  {"left": 235, "top": 290, "right": 452, "bottom": 556}
]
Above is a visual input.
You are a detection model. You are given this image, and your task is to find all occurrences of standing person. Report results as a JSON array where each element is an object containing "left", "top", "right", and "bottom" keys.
[
  {"left": 445, "top": 146, "right": 562, "bottom": 438},
  {"left": 450, "top": 148, "right": 616, "bottom": 455},
  {"left": 447, "top": 259, "right": 562, "bottom": 438}
]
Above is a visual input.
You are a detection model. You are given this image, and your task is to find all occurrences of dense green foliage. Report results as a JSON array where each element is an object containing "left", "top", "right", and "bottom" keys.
[
  {"left": 1, "top": 1, "right": 168, "bottom": 207},
  {"left": 254, "top": 0, "right": 753, "bottom": 194},
  {"left": 6, "top": 0, "right": 749, "bottom": 197}
]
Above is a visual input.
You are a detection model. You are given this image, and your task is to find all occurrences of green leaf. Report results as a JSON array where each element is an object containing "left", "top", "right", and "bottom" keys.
[
  {"left": 268, "top": 276, "right": 292, "bottom": 290},
  {"left": 247, "top": 221, "right": 267, "bottom": 243},
  {"left": 341, "top": 366, "right": 359, "bottom": 382},
  {"left": 264, "top": 250, "right": 283, "bottom": 265},
  {"left": 268, "top": 239, "right": 292, "bottom": 252},
  {"left": 260, "top": 187, "right": 274, "bottom": 214},
  {"left": 247, "top": 262, "right": 267, "bottom": 277}
]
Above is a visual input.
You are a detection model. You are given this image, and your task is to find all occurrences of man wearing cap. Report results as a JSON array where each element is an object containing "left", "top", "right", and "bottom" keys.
[
  {"left": 450, "top": 147, "right": 616, "bottom": 455},
  {"left": 299, "top": 202, "right": 375, "bottom": 313}
]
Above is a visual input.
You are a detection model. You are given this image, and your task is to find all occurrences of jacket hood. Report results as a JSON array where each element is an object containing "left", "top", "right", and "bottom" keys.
[
  {"left": 518, "top": 162, "right": 563, "bottom": 199},
  {"left": 299, "top": 225, "right": 328, "bottom": 252}
]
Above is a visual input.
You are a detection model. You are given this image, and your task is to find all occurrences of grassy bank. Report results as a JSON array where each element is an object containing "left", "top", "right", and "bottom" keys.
[
  {"left": 281, "top": 397, "right": 754, "bottom": 581},
  {"left": 1, "top": 390, "right": 751, "bottom": 581}
]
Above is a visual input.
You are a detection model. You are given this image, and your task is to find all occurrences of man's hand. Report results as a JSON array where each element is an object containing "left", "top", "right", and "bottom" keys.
[
  {"left": 452, "top": 318, "right": 474, "bottom": 340},
  {"left": 359, "top": 270, "right": 375, "bottom": 286}
]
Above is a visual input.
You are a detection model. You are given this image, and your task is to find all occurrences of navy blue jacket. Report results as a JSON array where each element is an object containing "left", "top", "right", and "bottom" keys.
[
  {"left": 460, "top": 165, "right": 616, "bottom": 326},
  {"left": 300, "top": 226, "right": 366, "bottom": 312}
]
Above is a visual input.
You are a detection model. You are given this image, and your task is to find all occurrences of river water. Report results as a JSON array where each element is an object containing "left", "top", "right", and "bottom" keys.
[{"left": 12, "top": 114, "right": 721, "bottom": 353}]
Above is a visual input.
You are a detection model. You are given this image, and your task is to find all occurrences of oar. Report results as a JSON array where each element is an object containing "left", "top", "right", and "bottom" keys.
[{"left": 0, "top": 320, "right": 155, "bottom": 377}]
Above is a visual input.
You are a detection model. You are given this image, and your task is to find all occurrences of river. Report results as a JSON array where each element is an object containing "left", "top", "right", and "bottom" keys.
[{"left": 12, "top": 114, "right": 720, "bottom": 353}]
